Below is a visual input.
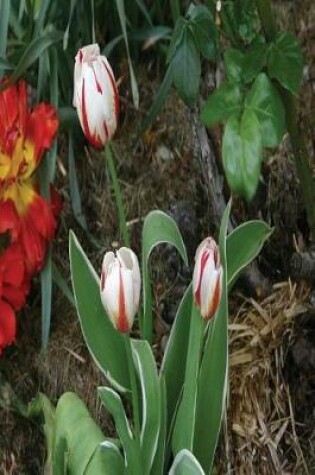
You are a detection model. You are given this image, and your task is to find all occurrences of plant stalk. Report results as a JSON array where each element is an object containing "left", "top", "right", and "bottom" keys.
[
  {"left": 256, "top": 0, "right": 315, "bottom": 241},
  {"left": 105, "top": 143, "right": 130, "bottom": 247}
]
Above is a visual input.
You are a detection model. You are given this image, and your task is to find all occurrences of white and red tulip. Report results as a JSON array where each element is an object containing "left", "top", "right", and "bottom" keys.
[
  {"left": 192, "top": 237, "right": 222, "bottom": 319},
  {"left": 100, "top": 247, "right": 140, "bottom": 333},
  {"left": 73, "top": 43, "right": 119, "bottom": 148}
]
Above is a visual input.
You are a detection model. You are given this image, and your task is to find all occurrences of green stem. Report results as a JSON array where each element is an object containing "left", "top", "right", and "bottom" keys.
[
  {"left": 256, "top": 0, "right": 315, "bottom": 241},
  {"left": 124, "top": 335, "right": 141, "bottom": 442},
  {"left": 104, "top": 143, "right": 130, "bottom": 247}
]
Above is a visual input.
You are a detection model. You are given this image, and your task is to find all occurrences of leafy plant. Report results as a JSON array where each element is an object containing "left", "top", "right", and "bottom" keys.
[{"left": 30, "top": 203, "right": 272, "bottom": 474}]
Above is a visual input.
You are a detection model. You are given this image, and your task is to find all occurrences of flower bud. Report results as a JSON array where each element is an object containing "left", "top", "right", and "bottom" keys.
[
  {"left": 73, "top": 44, "right": 119, "bottom": 148},
  {"left": 100, "top": 247, "right": 140, "bottom": 333},
  {"left": 192, "top": 237, "right": 222, "bottom": 319}
]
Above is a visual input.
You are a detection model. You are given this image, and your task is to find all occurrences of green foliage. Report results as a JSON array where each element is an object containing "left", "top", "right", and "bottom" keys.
[
  {"left": 222, "top": 110, "right": 262, "bottom": 201},
  {"left": 201, "top": 82, "right": 242, "bottom": 126},
  {"left": 246, "top": 73, "right": 285, "bottom": 147},
  {"left": 141, "top": 210, "right": 188, "bottom": 342},
  {"left": 267, "top": 31, "right": 304, "bottom": 95},
  {"left": 169, "top": 449, "right": 205, "bottom": 475},
  {"left": 193, "top": 200, "right": 230, "bottom": 473},
  {"left": 69, "top": 230, "right": 130, "bottom": 392}
]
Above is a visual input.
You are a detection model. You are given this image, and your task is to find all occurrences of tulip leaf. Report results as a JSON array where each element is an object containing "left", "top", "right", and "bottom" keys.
[
  {"left": 115, "top": 0, "right": 139, "bottom": 108},
  {"left": 151, "top": 376, "right": 167, "bottom": 475},
  {"left": 98, "top": 386, "right": 142, "bottom": 473},
  {"left": 132, "top": 339, "right": 161, "bottom": 473},
  {"left": 193, "top": 199, "right": 231, "bottom": 473},
  {"left": 7, "top": 32, "right": 62, "bottom": 87},
  {"left": 40, "top": 246, "right": 52, "bottom": 351},
  {"left": 52, "top": 392, "right": 124, "bottom": 475},
  {"left": 141, "top": 210, "right": 188, "bottom": 342},
  {"left": 69, "top": 231, "right": 130, "bottom": 392},
  {"left": 172, "top": 303, "right": 203, "bottom": 454},
  {"left": 227, "top": 220, "right": 273, "bottom": 288},
  {"left": 169, "top": 449, "right": 205, "bottom": 475}
]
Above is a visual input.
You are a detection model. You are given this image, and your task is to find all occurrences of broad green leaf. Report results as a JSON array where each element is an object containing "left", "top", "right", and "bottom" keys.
[
  {"left": 8, "top": 32, "right": 62, "bottom": 87},
  {"left": 151, "top": 376, "right": 167, "bottom": 475},
  {"left": 69, "top": 231, "right": 129, "bottom": 392},
  {"left": 22, "top": 392, "right": 55, "bottom": 474},
  {"left": 193, "top": 200, "right": 231, "bottom": 474},
  {"left": 169, "top": 449, "right": 205, "bottom": 475},
  {"left": 222, "top": 109, "right": 262, "bottom": 201},
  {"left": 167, "top": 17, "right": 186, "bottom": 63},
  {"left": 267, "top": 31, "right": 303, "bottom": 95},
  {"left": 115, "top": 0, "right": 139, "bottom": 108},
  {"left": 226, "top": 220, "right": 273, "bottom": 288},
  {"left": 246, "top": 73, "right": 285, "bottom": 148},
  {"left": 52, "top": 392, "right": 124, "bottom": 475},
  {"left": 201, "top": 82, "right": 242, "bottom": 127},
  {"left": 132, "top": 339, "right": 161, "bottom": 473},
  {"left": 160, "top": 284, "right": 192, "bottom": 440},
  {"left": 172, "top": 303, "right": 203, "bottom": 454},
  {"left": 98, "top": 387, "right": 142, "bottom": 473},
  {"left": 172, "top": 28, "right": 201, "bottom": 106},
  {"left": 187, "top": 4, "right": 217, "bottom": 60},
  {"left": 224, "top": 49, "right": 244, "bottom": 83},
  {"left": 241, "top": 43, "right": 267, "bottom": 83},
  {"left": 141, "top": 210, "right": 188, "bottom": 342}
]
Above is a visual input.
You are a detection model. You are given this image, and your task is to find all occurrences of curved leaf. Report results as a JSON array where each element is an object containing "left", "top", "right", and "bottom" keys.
[
  {"left": 160, "top": 284, "right": 192, "bottom": 439},
  {"left": 169, "top": 449, "right": 205, "bottom": 475},
  {"left": 52, "top": 392, "right": 124, "bottom": 475},
  {"left": 227, "top": 220, "right": 273, "bottom": 288},
  {"left": 193, "top": 200, "right": 231, "bottom": 473},
  {"left": 69, "top": 231, "right": 129, "bottom": 392},
  {"left": 132, "top": 339, "right": 161, "bottom": 473},
  {"left": 141, "top": 210, "right": 188, "bottom": 342},
  {"left": 98, "top": 386, "right": 142, "bottom": 473}
]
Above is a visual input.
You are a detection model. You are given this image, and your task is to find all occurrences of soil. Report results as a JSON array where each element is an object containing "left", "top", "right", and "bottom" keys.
[{"left": 1, "top": 1, "right": 315, "bottom": 474}]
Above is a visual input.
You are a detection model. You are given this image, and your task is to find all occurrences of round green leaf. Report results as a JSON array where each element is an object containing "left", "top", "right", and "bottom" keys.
[
  {"left": 267, "top": 31, "right": 303, "bottom": 95},
  {"left": 172, "top": 28, "right": 201, "bottom": 106},
  {"left": 201, "top": 82, "right": 242, "bottom": 127},
  {"left": 222, "top": 109, "right": 262, "bottom": 201},
  {"left": 246, "top": 73, "right": 285, "bottom": 147}
]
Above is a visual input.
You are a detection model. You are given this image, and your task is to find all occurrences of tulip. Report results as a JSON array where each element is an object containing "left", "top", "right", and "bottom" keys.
[
  {"left": 100, "top": 247, "right": 140, "bottom": 333},
  {"left": 192, "top": 237, "right": 222, "bottom": 319},
  {"left": 73, "top": 43, "right": 119, "bottom": 148}
]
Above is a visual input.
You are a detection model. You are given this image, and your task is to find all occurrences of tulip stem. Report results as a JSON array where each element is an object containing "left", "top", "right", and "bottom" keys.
[
  {"left": 105, "top": 143, "right": 131, "bottom": 247},
  {"left": 124, "top": 335, "right": 141, "bottom": 443}
]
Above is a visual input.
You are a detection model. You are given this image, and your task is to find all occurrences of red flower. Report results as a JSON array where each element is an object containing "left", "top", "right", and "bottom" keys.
[
  {"left": 0, "top": 79, "right": 61, "bottom": 275},
  {"left": 0, "top": 243, "right": 30, "bottom": 354}
]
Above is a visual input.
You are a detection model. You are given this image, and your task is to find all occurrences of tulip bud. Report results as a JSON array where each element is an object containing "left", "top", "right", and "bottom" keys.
[
  {"left": 100, "top": 247, "right": 140, "bottom": 333},
  {"left": 192, "top": 237, "right": 222, "bottom": 319},
  {"left": 73, "top": 44, "right": 119, "bottom": 148}
]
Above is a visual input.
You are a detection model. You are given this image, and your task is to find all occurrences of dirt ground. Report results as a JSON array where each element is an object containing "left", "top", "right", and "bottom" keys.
[{"left": 1, "top": 1, "right": 315, "bottom": 474}]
